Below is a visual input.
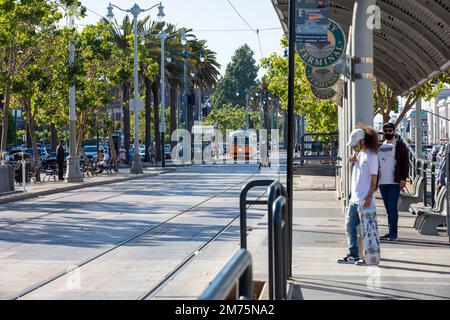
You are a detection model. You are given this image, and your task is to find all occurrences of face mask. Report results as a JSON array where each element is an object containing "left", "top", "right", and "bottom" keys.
[{"left": 384, "top": 133, "right": 394, "bottom": 140}]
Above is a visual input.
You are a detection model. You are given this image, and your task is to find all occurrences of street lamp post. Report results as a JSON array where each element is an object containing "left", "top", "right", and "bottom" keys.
[
  {"left": 183, "top": 50, "right": 188, "bottom": 133},
  {"left": 159, "top": 29, "right": 167, "bottom": 168},
  {"left": 65, "top": 6, "right": 83, "bottom": 183},
  {"left": 180, "top": 32, "right": 205, "bottom": 142},
  {"left": 107, "top": 2, "right": 165, "bottom": 174}
]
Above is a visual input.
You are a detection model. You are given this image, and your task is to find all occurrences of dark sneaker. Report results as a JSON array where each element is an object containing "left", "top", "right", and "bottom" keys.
[
  {"left": 337, "top": 254, "right": 359, "bottom": 264},
  {"left": 388, "top": 236, "right": 399, "bottom": 241},
  {"left": 355, "top": 259, "right": 366, "bottom": 266},
  {"left": 380, "top": 233, "right": 390, "bottom": 240}
]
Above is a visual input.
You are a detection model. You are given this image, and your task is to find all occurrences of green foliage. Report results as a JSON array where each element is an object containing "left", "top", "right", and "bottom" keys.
[
  {"left": 203, "top": 103, "right": 260, "bottom": 133},
  {"left": 212, "top": 44, "right": 259, "bottom": 108},
  {"left": 375, "top": 71, "right": 450, "bottom": 126},
  {"left": 0, "top": 2, "right": 221, "bottom": 152},
  {"left": 260, "top": 37, "right": 337, "bottom": 133}
]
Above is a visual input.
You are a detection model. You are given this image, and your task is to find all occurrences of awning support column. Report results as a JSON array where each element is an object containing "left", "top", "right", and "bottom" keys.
[{"left": 351, "top": 0, "right": 375, "bottom": 125}]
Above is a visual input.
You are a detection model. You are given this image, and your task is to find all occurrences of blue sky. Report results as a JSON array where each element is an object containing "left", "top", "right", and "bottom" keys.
[{"left": 78, "top": 0, "right": 285, "bottom": 78}]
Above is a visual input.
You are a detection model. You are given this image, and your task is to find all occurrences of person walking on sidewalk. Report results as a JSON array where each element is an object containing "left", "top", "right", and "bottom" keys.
[
  {"left": 56, "top": 140, "right": 65, "bottom": 181},
  {"left": 338, "top": 125, "right": 379, "bottom": 264},
  {"left": 378, "top": 123, "right": 409, "bottom": 242}
]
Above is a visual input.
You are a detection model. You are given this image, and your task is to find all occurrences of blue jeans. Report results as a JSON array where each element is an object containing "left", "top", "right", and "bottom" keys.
[
  {"left": 379, "top": 184, "right": 400, "bottom": 238},
  {"left": 346, "top": 200, "right": 376, "bottom": 257}
]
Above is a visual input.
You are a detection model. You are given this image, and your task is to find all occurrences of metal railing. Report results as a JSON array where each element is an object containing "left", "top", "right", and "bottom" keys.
[
  {"left": 239, "top": 180, "right": 275, "bottom": 249},
  {"left": 202, "top": 179, "right": 291, "bottom": 300},
  {"left": 272, "top": 196, "right": 289, "bottom": 300},
  {"left": 267, "top": 180, "right": 289, "bottom": 299},
  {"left": 402, "top": 140, "right": 442, "bottom": 208},
  {"left": 199, "top": 249, "right": 253, "bottom": 300},
  {"left": 297, "top": 133, "right": 339, "bottom": 165},
  {"left": 399, "top": 136, "right": 449, "bottom": 239}
]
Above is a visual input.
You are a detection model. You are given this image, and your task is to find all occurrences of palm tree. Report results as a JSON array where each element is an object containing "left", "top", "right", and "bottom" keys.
[
  {"left": 140, "top": 23, "right": 221, "bottom": 157},
  {"left": 107, "top": 15, "right": 149, "bottom": 164}
]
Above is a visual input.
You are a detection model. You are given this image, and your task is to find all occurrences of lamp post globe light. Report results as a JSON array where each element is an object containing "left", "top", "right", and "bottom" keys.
[
  {"left": 66, "top": 6, "right": 83, "bottom": 183},
  {"left": 107, "top": 2, "right": 165, "bottom": 174}
]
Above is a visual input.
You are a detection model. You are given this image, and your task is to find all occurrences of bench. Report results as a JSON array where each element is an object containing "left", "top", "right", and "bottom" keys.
[
  {"left": 42, "top": 164, "right": 58, "bottom": 182},
  {"left": 81, "top": 160, "right": 97, "bottom": 177},
  {"left": 398, "top": 175, "right": 424, "bottom": 211},
  {"left": 409, "top": 186, "right": 447, "bottom": 235}
]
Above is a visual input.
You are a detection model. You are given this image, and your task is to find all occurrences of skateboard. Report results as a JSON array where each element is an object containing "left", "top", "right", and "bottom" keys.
[{"left": 359, "top": 208, "right": 381, "bottom": 265}]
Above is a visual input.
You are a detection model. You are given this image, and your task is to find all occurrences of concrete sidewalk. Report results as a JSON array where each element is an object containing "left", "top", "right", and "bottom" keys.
[
  {"left": 251, "top": 175, "right": 450, "bottom": 300},
  {"left": 0, "top": 167, "right": 176, "bottom": 205}
]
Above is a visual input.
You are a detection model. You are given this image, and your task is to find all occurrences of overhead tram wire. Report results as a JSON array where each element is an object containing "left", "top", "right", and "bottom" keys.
[
  {"left": 225, "top": 0, "right": 267, "bottom": 59},
  {"left": 226, "top": 0, "right": 256, "bottom": 33},
  {"left": 192, "top": 27, "right": 282, "bottom": 32},
  {"left": 85, "top": 7, "right": 105, "bottom": 20}
]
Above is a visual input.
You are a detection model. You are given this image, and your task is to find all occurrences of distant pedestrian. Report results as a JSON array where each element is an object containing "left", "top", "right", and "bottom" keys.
[
  {"left": 378, "top": 123, "right": 409, "bottom": 242},
  {"left": 338, "top": 125, "right": 379, "bottom": 264},
  {"left": 97, "top": 150, "right": 109, "bottom": 173},
  {"left": 56, "top": 139, "right": 65, "bottom": 181},
  {"left": 118, "top": 145, "right": 126, "bottom": 165},
  {"left": 148, "top": 141, "right": 157, "bottom": 165}
]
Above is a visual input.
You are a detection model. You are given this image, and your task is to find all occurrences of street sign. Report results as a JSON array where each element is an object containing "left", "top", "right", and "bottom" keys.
[
  {"left": 296, "top": 0, "right": 329, "bottom": 43},
  {"left": 311, "top": 86, "right": 336, "bottom": 100},
  {"left": 297, "top": 18, "right": 346, "bottom": 67},
  {"left": 305, "top": 65, "right": 340, "bottom": 88}
]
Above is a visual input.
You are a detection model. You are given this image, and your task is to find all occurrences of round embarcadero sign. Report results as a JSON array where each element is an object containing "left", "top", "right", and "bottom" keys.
[
  {"left": 311, "top": 86, "right": 337, "bottom": 100},
  {"left": 297, "top": 19, "right": 346, "bottom": 68},
  {"left": 305, "top": 65, "right": 340, "bottom": 88}
]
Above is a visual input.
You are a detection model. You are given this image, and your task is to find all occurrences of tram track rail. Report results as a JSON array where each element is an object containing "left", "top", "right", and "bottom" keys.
[
  {"left": 0, "top": 179, "right": 176, "bottom": 230},
  {"left": 138, "top": 188, "right": 268, "bottom": 300},
  {"left": 0, "top": 168, "right": 222, "bottom": 229},
  {"left": 9, "top": 167, "right": 261, "bottom": 300}
]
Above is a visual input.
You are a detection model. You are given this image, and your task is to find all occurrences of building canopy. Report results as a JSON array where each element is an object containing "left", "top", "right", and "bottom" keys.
[{"left": 272, "top": 0, "right": 450, "bottom": 96}]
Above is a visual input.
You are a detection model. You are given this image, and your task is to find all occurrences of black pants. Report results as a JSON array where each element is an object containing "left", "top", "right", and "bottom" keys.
[{"left": 58, "top": 163, "right": 64, "bottom": 180}]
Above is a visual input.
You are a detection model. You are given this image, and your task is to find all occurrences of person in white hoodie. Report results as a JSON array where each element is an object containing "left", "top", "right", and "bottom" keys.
[{"left": 338, "top": 125, "right": 379, "bottom": 264}]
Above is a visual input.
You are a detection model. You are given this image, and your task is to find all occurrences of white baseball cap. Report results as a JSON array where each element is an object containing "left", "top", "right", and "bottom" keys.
[{"left": 347, "top": 129, "right": 365, "bottom": 147}]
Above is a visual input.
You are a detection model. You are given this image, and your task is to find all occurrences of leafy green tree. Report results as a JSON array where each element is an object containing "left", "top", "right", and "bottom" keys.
[
  {"left": 212, "top": 44, "right": 259, "bottom": 108},
  {"left": 374, "top": 73, "right": 450, "bottom": 126},
  {"left": 203, "top": 103, "right": 260, "bottom": 134},
  {"left": 140, "top": 23, "right": 220, "bottom": 159},
  {"left": 106, "top": 15, "right": 137, "bottom": 163},
  {"left": 260, "top": 37, "right": 337, "bottom": 133},
  {"left": 0, "top": 0, "right": 69, "bottom": 151}
]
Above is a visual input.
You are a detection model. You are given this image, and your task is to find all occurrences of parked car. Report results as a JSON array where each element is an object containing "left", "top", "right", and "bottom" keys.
[
  {"left": 83, "top": 145, "right": 98, "bottom": 160},
  {"left": 41, "top": 151, "right": 69, "bottom": 170},
  {"left": 130, "top": 144, "right": 145, "bottom": 161},
  {"left": 4, "top": 148, "right": 25, "bottom": 162},
  {"left": 24, "top": 147, "right": 49, "bottom": 162}
]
